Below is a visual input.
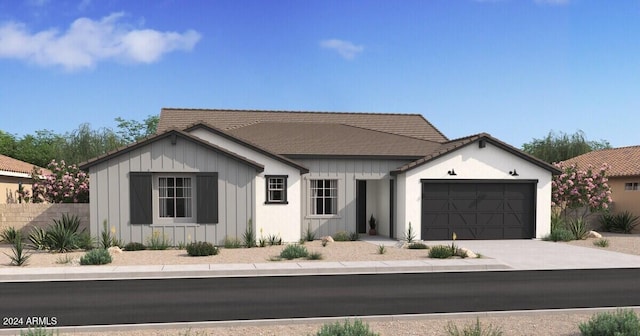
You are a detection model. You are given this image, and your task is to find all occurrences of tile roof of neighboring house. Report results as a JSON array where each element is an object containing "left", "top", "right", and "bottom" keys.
[
  {"left": 561, "top": 146, "right": 640, "bottom": 177},
  {"left": 392, "top": 133, "right": 562, "bottom": 175},
  {"left": 158, "top": 108, "right": 449, "bottom": 143},
  {"left": 224, "top": 122, "right": 443, "bottom": 157},
  {"left": 78, "top": 129, "right": 265, "bottom": 172},
  {"left": 0, "top": 154, "right": 51, "bottom": 177}
]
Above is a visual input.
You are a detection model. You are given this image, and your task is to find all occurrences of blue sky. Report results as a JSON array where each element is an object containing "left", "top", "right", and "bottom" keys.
[{"left": 1, "top": 0, "right": 638, "bottom": 148}]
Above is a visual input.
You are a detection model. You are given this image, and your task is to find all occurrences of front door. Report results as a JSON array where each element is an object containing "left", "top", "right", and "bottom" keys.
[{"left": 356, "top": 180, "right": 367, "bottom": 234}]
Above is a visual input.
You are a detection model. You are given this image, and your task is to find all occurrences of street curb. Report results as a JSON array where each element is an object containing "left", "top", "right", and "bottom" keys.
[{"left": 2, "top": 307, "right": 640, "bottom": 335}]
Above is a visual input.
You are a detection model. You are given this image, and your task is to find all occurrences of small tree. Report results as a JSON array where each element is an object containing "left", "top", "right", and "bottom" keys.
[{"left": 552, "top": 163, "right": 612, "bottom": 221}]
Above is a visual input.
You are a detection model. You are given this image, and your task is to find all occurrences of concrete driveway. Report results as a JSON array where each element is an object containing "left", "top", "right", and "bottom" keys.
[{"left": 426, "top": 239, "right": 640, "bottom": 270}]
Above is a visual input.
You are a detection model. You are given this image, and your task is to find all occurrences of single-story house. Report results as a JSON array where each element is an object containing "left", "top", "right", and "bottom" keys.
[
  {"left": 562, "top": 146, "right": 640, "bottom": 231},
  {"left": 79, "top": 109, "right": 560, "bottom": 245},
  {"left": 0, "top": 154, "right": 50, "bottom": 204}
]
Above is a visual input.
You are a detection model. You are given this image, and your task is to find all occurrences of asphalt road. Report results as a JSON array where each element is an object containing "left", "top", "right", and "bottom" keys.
[{"left": 2, "top": 269, "right": 640, "bottom": 328}]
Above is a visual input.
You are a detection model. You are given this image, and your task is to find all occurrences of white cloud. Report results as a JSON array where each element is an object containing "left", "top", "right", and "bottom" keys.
[
  {"left": 0, "top": 12, "right": 201, "bottom": 71},
  {"left": 534, "top": 0, "right": 571, "bottom": 5},
  {"left": 320, "top": 39, "right": 364, "bottom": 60}
]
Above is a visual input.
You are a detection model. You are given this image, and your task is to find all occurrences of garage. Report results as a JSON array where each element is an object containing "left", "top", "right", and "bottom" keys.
[{"left": 421, "top": 180, "right": 536, "bottom": 240}]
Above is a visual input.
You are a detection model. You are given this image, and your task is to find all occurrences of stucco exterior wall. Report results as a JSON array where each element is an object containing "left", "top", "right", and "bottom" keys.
[
  {"left": 396, "top": 142, "right": 553, "bottom": 239},
  {"left": 88, "top": 136, "right": 257, "bottom": 246},
  {"left": 0, "top": 175, "right": 34, "bottom": 204},
  {"left": 188, "top": 128, "right": 303, "bottom": 242},
  {"left": 607, "top": 176, "right": 640, "bottom": 233}
]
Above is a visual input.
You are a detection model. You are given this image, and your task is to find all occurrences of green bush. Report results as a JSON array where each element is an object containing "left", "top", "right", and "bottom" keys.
[
  {"left": 146, "top": 231, "right": 171, "bottom": 250},
  {"left": 408, "top": 242, "right": 429, "bottom": 249},
  {"left": 377, "top": 245, "right": 387, "bottom": 254},
  {"left": 99, "top": 220, "right": 121, "bottom": 248},
  {"left": 579, "top": 309, "right": 640, "bottom": 336},
  {"left": 303, "top": 225, "right": 316, "bottom": 242},
  {"left": 429, "top": 245, "right": 454, "bottom": 259},
  {"left": 124, "top": 242, "right": 147, "bottom": 251},
  {"left": 47, "top": 216, "right": 81, "bottom": 252},
  {"left": 600, "top": 211, "right": 640, "bottom": 234},
  {"left": 187, "top": 241, "right": 219, "bottom": 256},
  {"left": 76, "top": 231, "right": 95, "bottom": 250},
  {"left": 20, "top": 326, "right": 57, "bottom": 336},
  {"left": 445, "top": 318, "right": 503, "bottom": 336},
  {"left": 279, "top": 244, "right": 309, "bottom": 260},
  {"left": 567, "top": 218, "right": 589, "bottom": 240},
  {"left": 315, "top": 319, "right": 379, "bottom": 336},
  {"left": 349, "top": 231, "right": 359, "bottom": 241},
  {"left": 306, "top": 251, "right": 323, "bottom": 260},
  {"left": 224, "top": 236, "right": 243, "bottom": 248},
  {"left": 333, "top": 231, "right": 350, "bottom": 242},
  {"left": 594, "top": 238, "right": 610, "bottom": 247},
  {"left": 1, "top": 226, "right": 20, "bottom": 244},
  {"left": 80, "top": 248, "right": 112, "bottom": 265},
  {"left": 543, "top": 228, "right": 575, "bottom": 242}
]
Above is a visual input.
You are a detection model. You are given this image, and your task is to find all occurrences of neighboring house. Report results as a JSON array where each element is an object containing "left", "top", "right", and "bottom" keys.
[
  {"left": 0, "top": 154, "right": 50, "bottom": 204},
  {"left": 563, "top": 146, "right": 640, "bottom": 227},
  {"left": 79, "top": 109, "right": 560, "bottom": 245}
]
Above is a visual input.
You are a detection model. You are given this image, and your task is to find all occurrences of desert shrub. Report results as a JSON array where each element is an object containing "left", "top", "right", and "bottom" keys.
[
  {"left": 224, "top": 236, "right": 243, "bottom": 248},
  {"left": 279, "top": 244, "right": 309, "bottom": 260},
  {"left": 80, "top": 248, "right": 112, "bottom": 265},
  {"left": 28, "top": 227, "right": 49, "bottom": 250},
  {"left": 408, "top": 242, "right": 429, "bottom": 249},
  {"left": 242, "top": 220, "right": 256, "bottom": 248},
  {"left": 267, "top": 234, "right": 282, "bottom": 246},
  {"left": 567, "top": 218, "right": 589, "bottom": 240},
  {"left": 579, "top": 309, "right": 640, "bottom": 336},
  {"left": 349, "top": 231, "right": 359, "bottom": 241},
  {"left": 124, "top": 242, "right": 146, "bottom": 251},
  {"left": 20, "top": 326, "right": 58, "bottom": 336},
  {"left": 306, "top": 251, "right": 323, "bottom": 260},
  {"left": 1, "top": 226, "right": 20, "bottom": 244},
  {"left": 593, "top": 238, "right": 610, "bottom": 247},
  {"left": 47, "top": 215, "right": 82, "bottom": 252},
  {"left": 146, "top": 231, "right": 171, "bottom": 250},
  {"left": 445, "top": 318, "right": 503, "bottom": 336},
  {"left": 315, "top": 319, "right": 379, "bottom": 336},
  {"left": 429, "top": 245, "right": 454, "bottom": 259},
  {"left": 599, "top": 212, "right": 616, "bottom": 232},
  {"left": 333, "top": 231, "right": 350, "bottom": 242},
  {"left": 187, "top": 241, "right": 219, "bottom": 256},
  {"left": 605, "top": 211, "right": 640, "bottom": 234},
  {"left": 76, "top": 231, "right": 95, "bottom": 250},
  {"left": 404, "top": 222, "right": 417, "bottom": 243},
  {"left": 4, "top": 232, "right": 30, "bottom": 266},
  {"left": 99, "top": 220, "right": 121, "bottom": 248},
  {"left": 303, "top": 225, "right": 316, "bottom": 242},
  {"left": 377, "top": 245, "right": 387, "bottom": 254},
  {"left": 543, "top": 228, "right": 575, "bottom": 242}
]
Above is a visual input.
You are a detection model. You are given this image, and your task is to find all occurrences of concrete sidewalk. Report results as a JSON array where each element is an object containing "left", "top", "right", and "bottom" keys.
[{"left": 1, "top": 239, "right": 639, "bottom": 282}]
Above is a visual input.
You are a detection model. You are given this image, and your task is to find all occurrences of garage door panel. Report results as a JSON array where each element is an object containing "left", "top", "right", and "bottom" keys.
[{"left": 421, "top": 181, "right": 535, "bottom": 240}]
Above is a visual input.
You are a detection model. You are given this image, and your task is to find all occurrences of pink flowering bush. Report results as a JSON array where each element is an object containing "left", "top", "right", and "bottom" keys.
[
  {"left": 28, "top": 160, "right": 89, "bottom": 203},
  {"left": 552, "top": 163, "right": 612, "bottom": 220}
]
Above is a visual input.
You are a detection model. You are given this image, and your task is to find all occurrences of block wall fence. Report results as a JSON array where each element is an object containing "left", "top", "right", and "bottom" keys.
[{"left": 0, "top": 204, "right": 89, "bottom": 235}]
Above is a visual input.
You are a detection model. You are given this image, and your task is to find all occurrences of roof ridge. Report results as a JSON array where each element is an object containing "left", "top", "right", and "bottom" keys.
[
  {"left": 161, "top": 107, "right": 425, "bottom": 117},
  {"left": 339, "top": 123, "right": 444, "bottom": 144}
]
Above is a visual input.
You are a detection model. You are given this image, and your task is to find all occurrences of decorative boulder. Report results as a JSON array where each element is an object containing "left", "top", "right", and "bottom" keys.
[
  {"left": 321, "top": 236, "right": 334, "bottom": 243},
  {"left": 458, "top": 247, "right": 477, "bottom": 259},
  {"left": 107, "top": 246, "right": 123, "bottom": 254},
  {"left": 586, "top": 231, "right": 603, "bottom": 239}
]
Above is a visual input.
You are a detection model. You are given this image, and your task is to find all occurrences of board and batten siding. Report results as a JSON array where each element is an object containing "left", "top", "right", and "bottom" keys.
[
  {"left": 88, "top": 136, "right": 257, "bottom": 246},
  {"left": 295, "top": 158, "right": 411, "bottom": 237}
]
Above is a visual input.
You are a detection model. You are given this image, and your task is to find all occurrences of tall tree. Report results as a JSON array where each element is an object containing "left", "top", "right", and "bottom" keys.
[
  {"left": 0, "top": 130, "right": 17, "bottom": 158},
  {"left": 115, "top": 115, "right": 159, "bottom": 143},
  {"left": 59, "top": 123, "right": 123, "bottom": 165},
  {"left": 522, "top": 130, "right": 611, "bottom": 164}
]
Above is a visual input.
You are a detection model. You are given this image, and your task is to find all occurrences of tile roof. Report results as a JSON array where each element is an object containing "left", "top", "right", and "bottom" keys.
[
  {"left": 561, "top": 145, "right": 640, "bottom": 177},
  {"left": 225, "top": 122, "right": 442, "bottom": 157},
  {"left": 158, "top": 108, "right": 449, "bottom": 143},
  {"left": 0, "top": 154, "right": 51, "bottom": 176}
]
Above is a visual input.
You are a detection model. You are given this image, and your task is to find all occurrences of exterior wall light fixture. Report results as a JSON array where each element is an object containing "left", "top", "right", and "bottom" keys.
[
  {"left": 447, "top": 169, "right": 457, "bottom": 176},
  {"left": 509, "top": 169, "right": 519, "bottom": 176}
]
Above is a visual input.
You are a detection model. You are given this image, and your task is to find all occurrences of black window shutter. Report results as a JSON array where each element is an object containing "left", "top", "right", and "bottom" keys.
[
  {"left": 130, "top": 173, "right": 152, "bottom": 224},
  {"left": 197, "top": 173, "right": 219, "bottom": 224}
]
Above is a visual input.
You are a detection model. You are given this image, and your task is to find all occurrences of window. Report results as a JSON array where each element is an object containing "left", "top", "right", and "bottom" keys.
[
  {"left": 159, "top": 177, "right": 192, "bottom": 218},
  {"left": 310, "top": 179, "right": 337, "bottom": 215},
  {"left": 266, "top": 175, "right": 288, "bottom": 204},
  {"left": 625, "top": 182, "right": 639, "bottom": 191}
]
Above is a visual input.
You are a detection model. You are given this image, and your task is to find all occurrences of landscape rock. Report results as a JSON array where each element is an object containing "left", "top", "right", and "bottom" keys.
[
  {"left": 586, "top": 231, "right": 602, "bottom": 238},
  {"left": 458, "top": 247, "right": 477, "bottom": 259},
  {"left": 108, "top": 246, "right": 123, "bottom": 254},
  {"left": 320, "top": 236, "right": 334, "bottom": 243}
]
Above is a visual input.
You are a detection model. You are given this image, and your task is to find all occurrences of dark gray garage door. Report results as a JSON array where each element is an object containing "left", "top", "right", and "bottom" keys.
[{"left": 421, "top": 181, "right": 535, "bottom": 240}]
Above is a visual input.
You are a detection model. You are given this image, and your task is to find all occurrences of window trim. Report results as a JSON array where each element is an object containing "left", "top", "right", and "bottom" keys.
[
  {"left": 309, "top": 179, "right": 339, "bottom": 216},
  {"left": 265, "top": 175, "right": 288, "bottom": 204},
  {"left": 152, "top": 174, "right": 197, "bottom": 225}
]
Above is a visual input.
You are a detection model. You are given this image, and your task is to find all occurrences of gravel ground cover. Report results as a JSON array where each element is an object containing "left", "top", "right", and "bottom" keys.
[{"left": 1, "top": 234, "right": 638, "bottom": 335}]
